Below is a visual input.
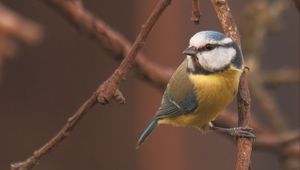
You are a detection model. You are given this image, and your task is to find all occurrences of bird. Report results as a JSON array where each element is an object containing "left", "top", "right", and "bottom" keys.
[{"left": 136, "top": 31, "right": 255, "bottom": 148}]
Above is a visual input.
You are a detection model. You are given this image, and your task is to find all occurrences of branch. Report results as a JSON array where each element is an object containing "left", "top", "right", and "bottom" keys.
[
  {"left": 0, "top": 3, "right": 43, "bottom": 61},
  {"left": 191, "top": 0, "right": 201, "bottom": 24},
  {"left": 96, "top": 0, "right": 172, "bottom": 104},
  {"left": 236, "top": 71, "right": 253, "bottom": 170},
  {"left": 11, "top": 93, "right": 98, "bottom": 170},
  {"left": 249, "top": 78, "right": 287, "bottom": 131},
  {"left": 42, "top": 0, "right": 173, "bottom": 91},
  {"left": 215, "top": 112, "right": 300, "bottom": 158},
  {"left": 243, "top": 0, "right": 289, "bottom": 132},
  {"left": 0, "top": 3, "right": 43, "bottom": 45},
  {"left": 10, "top": 0, "right": 172, "bottom": 169},
  {"left": 255, "top": 131, "right": 300, "bottom": 159},
  {"left": 210, "top": 1, "right": 253, "bottom": 170},
  {"left": 8, "top": 0, "right": 298, "bottom": 169},
  {"left": 210, "top": 0, "right": 241, "bottom": 47},
  {"left": 242, "top": 1, "right": 298, "bottom": 168},
  {"left": 263, "top": 68, "right": 300, "bottom": 87},
  {"left": 255, "top": 130, "right": 300, "bottom": 149}
]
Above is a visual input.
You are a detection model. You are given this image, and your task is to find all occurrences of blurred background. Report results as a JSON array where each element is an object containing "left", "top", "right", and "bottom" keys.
[{"left": 0, "top": 0, "right": 299, "bottom": 170}]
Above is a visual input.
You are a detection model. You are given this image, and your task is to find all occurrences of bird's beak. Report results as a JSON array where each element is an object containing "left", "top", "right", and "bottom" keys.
[{"left": 183, "top": 46, "right": 197, "bottom": 56}]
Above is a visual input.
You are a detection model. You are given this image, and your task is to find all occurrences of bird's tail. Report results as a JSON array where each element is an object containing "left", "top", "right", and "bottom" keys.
[{"left": 136, "top": 118, "right": 158, "bottom": 149}]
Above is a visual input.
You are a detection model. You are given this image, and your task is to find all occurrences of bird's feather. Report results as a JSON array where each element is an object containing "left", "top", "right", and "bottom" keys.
[
  {"left": 155, "top": 59, "right": 198, "bottom": 119},
  {"left": 136, "top": 119, "right": 158, "bottom": 147},
  {"left": 136, "top": 59, "right": 198, "bottom": 146}
]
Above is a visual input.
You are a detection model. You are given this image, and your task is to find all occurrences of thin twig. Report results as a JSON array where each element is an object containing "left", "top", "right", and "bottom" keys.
[
  {"left": 44, "top": 0, "right": 298, "bottom": 161},
  {"left": 255, "top": 130, "right": 300, "bottom": 148},
  {"left": 0, "top": 3, "right": 43, "bottom": 61},
  {"left": 210, "top": 1, "right": 253, "bottom": 170},
  {"left": 256, "top": 134, "right": 300, "bottom": 159},
  {"left": 250, "top": 1, "right": 300, "bottom": 168},
  {"left": 96, "top": 0, "right": 172, "bottom": 104},
  {"left": 191, "top": 0, "right": 201, "bottom": 24},
  {"left": 216, "top": 112, "right": 299, "bottom": 157},
  {"left": 10, "top": 0, "right": 172, "bottom": 169},
  {"left": 11, "top": 93, "right": 98, "bottom": 170},
  {"left": 263, "top": 68, "right": 300, "bottom": 87},
  {"left": 0, "top": 3, "right": 43, "bottom": 45},
  {"left": 215, "top": 112, "right": 299, "bottom": 157},
  {"left": 250, "top": 79, "right": 287, "bottom": 131},
  {"left": 42, "top": 0, "right": 173, "bottom": 91},
  {"left": 243, "top": 0, "right": 289, "bottom": 132},
  {"left": 8, "top": 0, "right": 299, "bottom": 169}
]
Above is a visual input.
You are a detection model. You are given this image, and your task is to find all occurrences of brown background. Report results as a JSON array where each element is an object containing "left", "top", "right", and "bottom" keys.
[{"left": 0, "top": 0, "right": 299, "bottom": 170}]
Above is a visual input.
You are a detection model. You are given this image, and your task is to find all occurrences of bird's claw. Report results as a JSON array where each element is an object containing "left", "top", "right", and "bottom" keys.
[{"left": 229, "top": 127, "right": 256, "bottom": 139}]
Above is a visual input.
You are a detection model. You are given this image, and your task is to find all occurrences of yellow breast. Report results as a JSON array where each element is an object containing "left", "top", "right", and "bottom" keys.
[{"left": 160, "top": 66, "right": 242, "bottom": 129}]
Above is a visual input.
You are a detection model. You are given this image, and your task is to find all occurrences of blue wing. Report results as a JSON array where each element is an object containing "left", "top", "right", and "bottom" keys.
[
  {"left": 155, "top": 59, "right": 198, "bottom": 119},
  {"left": 137, "top": 90, "right": 197, "bottom": 147},
  {"left": 137, "top": 59, "right": 198, "bottom": 147},
  {"left": 155, "top": 90, "right": 198, "bottom": 119}
]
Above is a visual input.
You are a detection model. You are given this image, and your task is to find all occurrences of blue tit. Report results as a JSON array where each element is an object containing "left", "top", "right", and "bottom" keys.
[{"left": 137, "top": 31, "right": 255, "bottom": 147}]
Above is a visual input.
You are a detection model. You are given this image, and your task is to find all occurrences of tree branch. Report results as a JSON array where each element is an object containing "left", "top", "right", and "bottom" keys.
[
  {"left": 262, "top": 68, "right": 300, "bottom": 87},
  {"left": 210, "top": 1, "right": 253, "bottom": 170},
  {"left": 42, "top": 0, "right": 173, "bottom": 91},
  {"left": 0, "top": 3, "right": 43, "bottom": 45},
  {"left": 0, "top": 3, "right": 43, "bottom": 62},
  {"left": 11, "top": 93, "right": 98, "bottom": 170},
  {"left": 210, "top": 0, "right": 241, "bottom": 47},
  {"left": 10, "top": 0, "right": 172, "bottom": 169},
  {"left": 243, "top": 0, "right": 289, "bottom": 132},
  {"left": 191, "top": 0, "right": 201, "bottom": 24},
  {"left": 241, "top": 1, "right": 298, "bottom": 168},
  {"left": 8, "top": 0, "right": 298, "bottom": 169},
  {"left": 216, "top": 113, "right": 300, "bottom": 158},
  {"left": 255, "top": 130, "right": 300, "bottom": 149},
  {"left": 96, "top": 0, "right": 172, "bottom": 104}
]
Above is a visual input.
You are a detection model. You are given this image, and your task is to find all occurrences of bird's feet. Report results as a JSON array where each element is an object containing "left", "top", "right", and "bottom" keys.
[
  {"left": 225, "top": 127, "right": 255, "bottom": 138},
  {"left": 209, "top": 123, "right": 256, "bottom": 139}
]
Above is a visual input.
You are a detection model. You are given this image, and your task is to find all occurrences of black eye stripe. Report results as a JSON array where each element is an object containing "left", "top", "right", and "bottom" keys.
[
  {"left": 197, "top": 42, "right": 234, "bottom": 52},
  {"left": 198, "top": 44, "right": 219, "bottom": 52},
  {"left": 205, "top": 44, "right": 216, "bottom": 50}
]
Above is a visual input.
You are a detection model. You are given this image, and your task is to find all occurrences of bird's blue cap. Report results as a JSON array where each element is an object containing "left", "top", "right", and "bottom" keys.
[{"left": 195, "top": 31, "right": 227, "bottom": 41}]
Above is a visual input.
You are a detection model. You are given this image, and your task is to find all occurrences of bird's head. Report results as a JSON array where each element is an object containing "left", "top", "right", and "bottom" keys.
[{"left": 183, "top": 31, "right": 243, "bottom": 74}]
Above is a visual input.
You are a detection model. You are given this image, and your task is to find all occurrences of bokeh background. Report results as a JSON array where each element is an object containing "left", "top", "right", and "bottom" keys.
[{"left": 0, "top": 0, "right": 299, "bottom": 170}]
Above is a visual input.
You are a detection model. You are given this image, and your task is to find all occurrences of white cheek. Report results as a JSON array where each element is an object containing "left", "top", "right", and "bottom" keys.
[{"left": 198, "top": 47, "right": 236, "bottom": 71}]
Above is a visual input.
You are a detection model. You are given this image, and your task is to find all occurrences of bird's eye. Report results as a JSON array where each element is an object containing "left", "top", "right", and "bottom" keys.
[{"left": 204, "top": 44, "right": 215, "bottom": 51}]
